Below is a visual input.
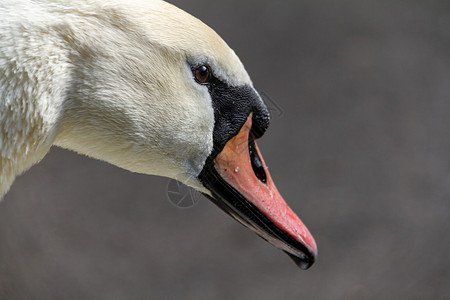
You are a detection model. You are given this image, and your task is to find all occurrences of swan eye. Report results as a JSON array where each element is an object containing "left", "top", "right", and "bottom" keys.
[{"left": 194, "top": 65, "right": 212, "bottom": 84}]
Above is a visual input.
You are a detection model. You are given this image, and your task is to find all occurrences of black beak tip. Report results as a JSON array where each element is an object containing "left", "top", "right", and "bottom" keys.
[{"left": 284, "top": 251, "right": 316, "bottom": 270}]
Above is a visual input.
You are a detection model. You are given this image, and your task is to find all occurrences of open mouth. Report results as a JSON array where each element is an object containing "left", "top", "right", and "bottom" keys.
[{"left": 199, "top": 114, "right": 317, "bottom": 269}]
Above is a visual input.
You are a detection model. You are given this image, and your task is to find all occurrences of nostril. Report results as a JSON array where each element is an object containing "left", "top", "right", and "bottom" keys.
[{"left": 248, "top": 134, "right": 267, "bottom": 184}]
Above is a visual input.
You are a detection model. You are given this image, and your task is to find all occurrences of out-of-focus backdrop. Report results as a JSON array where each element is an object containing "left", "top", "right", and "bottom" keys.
[{"left": 1, "top": 0, "right": 449, "bottom": 299}]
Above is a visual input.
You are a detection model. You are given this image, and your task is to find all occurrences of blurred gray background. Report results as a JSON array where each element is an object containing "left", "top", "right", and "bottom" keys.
[{"left": 1, "top": 0, "right": 449, "bottom": 299}]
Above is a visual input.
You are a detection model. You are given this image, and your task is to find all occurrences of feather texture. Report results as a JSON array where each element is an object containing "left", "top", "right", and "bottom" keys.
[{"left": 0, "top": 0, "right": 251, "bottom": 197}]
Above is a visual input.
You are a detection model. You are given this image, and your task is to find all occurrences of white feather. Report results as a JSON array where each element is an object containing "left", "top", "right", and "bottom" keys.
[{"left": 0, "top": 0, "right": 252, "bottom": 198}]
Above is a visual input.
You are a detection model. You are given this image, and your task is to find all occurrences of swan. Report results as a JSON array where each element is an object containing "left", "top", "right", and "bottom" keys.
[{"left": 0, "top": 0, "right": 317, "bottom": 269}]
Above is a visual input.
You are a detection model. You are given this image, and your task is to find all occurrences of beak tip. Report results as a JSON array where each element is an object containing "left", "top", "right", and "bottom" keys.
[{"left": 284, "top": 250, "right": 317, "bottom": 270}]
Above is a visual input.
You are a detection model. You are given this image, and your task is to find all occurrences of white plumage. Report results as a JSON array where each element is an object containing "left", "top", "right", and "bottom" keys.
[{"left": 0, "top": 0, "right": 250, "bottom": 197}]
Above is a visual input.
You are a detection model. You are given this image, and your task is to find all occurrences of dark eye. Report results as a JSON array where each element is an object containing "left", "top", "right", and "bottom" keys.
[{"left": 194, "top": 65, "right": 211, "bottom": 84}]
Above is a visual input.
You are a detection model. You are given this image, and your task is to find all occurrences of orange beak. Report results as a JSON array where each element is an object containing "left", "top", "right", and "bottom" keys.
[{"left": 200, "top": 114, "right": 317, "bottom": 269}]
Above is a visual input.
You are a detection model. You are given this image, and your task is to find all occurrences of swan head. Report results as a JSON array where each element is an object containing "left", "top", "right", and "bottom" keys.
[{"left": 54, "top": 0, "right": 317, "bottom": 269}]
